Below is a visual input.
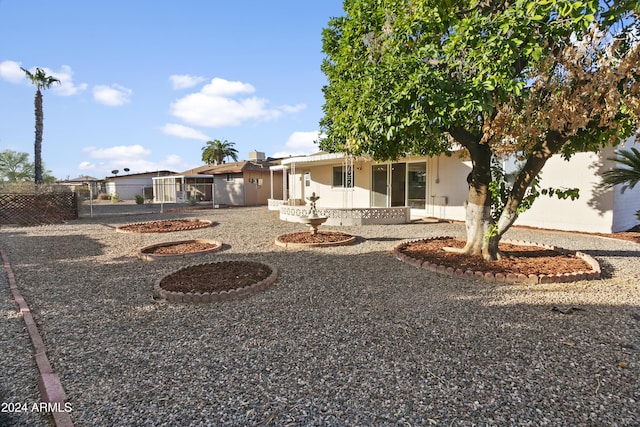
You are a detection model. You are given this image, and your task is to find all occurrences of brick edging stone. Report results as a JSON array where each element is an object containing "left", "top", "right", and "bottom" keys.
[
  {"left": 153, "top": 262, "right": 278, "bottom": 302},
  {"left": 392, "top": 237, "right": 601, "bottom": 284},
  {"left": 115, "top": 219, "right": 214, "bottom": 233},
  {"left": 0, "top": 247, "right": 74, "bottom": 427},
  {"left": 274, "top": 232, "right": 357, "bottom": 248},
  {"left": 137, "top": 239, "right": 223, "bottom": 261}
]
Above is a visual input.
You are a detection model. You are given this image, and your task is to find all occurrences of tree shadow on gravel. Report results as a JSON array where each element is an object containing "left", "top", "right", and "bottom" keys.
[
  {"left": 3, "top": 241, "right": 640, "bottom": 426},
  {"left": 1, "top": 234, "right": 106, "bottom": 260}
]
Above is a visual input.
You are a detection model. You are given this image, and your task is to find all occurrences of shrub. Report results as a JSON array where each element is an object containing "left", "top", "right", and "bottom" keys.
[{"left": 135, "top": 194, "right": 144, "bottom": 205}]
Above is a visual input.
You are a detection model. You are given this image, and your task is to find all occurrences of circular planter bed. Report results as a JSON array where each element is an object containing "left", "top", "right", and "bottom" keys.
[
  {"left": 116, "top": 219, "right": 214, "bottom": 233},
  {"left": 393, "top": 237, "right": 601, "bottom": 284},
  {"left": 137, "top": 239, "right": 223, "bottom": 261},
  {"left": 154, "top": 261, "right": 278, "bottom": 302},
  {"left": 275, "top": 231, "right": 356, "bottom": 248}
]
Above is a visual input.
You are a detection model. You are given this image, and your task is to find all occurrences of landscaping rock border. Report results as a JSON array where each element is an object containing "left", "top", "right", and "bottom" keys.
[
  {"left": 115, "top": 219, "right": 214, "bottom": 233},
  {"left": 136, "top": 239, "right": 223, "bottom": 261},
  {"left": 153, "top": 262, "right": 278, "bottom": 303},
  {"left": 392, "top": 237, "right": 601, "bottom": 284},
  {"left": 274, "top": 231, "right": 357, "bottom": 248}
]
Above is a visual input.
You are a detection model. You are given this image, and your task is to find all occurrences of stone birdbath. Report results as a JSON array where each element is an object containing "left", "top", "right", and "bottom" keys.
[{"left": 299, "top": 192, "right": 327, "bottom": 235}]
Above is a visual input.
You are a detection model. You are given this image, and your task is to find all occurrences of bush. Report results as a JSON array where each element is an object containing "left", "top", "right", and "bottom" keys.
[
  {"left": 187, "top": 196, "right": 199, "bottom": 206},
  {"left": 135, "top": 194, "right": 144, "bottom": 205},
  {"left": 110, "top": 193, "right": 120, "bottom": 203},
  {"left": 96, "top": 192, "right": 110, "bottom": 200}
]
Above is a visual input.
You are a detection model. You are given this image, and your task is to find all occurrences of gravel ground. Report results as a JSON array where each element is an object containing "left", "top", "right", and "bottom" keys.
[{"left": 1, "top": 204, "right": 639, "bottom": 426}]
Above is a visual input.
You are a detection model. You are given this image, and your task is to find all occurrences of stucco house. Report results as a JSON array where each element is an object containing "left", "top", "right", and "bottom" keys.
[
  {"left": 153, "top": 152, "right": 284, "bottom": 206},
  {"left": 105, "top": 171, "right": 175, "bottom": 201},
  {"left": 269, "top": 138, "right": 639, "bottom": 233}
]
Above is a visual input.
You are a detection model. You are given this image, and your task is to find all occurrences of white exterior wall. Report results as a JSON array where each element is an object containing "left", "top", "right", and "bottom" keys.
[
  {"left": 298, "top": 163, "right": 370, "bottom": 208},
  {"left": 424, "top": 156, "right": 471, "bottom": 222},
  {"left": 612, "top": 184, "right": 640, "bottom": 232},
  {"left": 107, "top": 177, "right": 153, "bottom": 200},
  {"left": 282, "top": 147, "right": 638, "bottom": 233},
  {"left": 516, "top": 152, "right": 614, "bottom": 233}
]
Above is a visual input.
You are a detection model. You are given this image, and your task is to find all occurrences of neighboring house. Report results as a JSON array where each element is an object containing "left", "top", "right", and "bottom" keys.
[
  {"left": 269, "top": 138, "right": 640, "bottom": 233},
  {"left": 106, "top": 171, "right": 175, "bottom": 201},
  {"left": 153, "top": 152, "right": 284, "bottom": 206},
  {"left": 59, "top": 175, "right": 104, "bottom": 197},
  {"left": 152, "top": 164, "right": 215, "bottom": 203}
]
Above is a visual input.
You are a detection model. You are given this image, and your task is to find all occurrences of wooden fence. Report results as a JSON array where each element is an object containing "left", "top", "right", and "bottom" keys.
[{"left": 0, "top": 192, "right": 78, "bottom": 226}]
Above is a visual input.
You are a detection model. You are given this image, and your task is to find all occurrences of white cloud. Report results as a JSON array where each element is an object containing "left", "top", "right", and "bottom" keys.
[
  {"left": 278, "top": 103, "right": 307, "bottom": 113},
  {"left": 78, "top": 148, "right": 189, "bottom": 177},
  {"left": 170, "top": 77, "right": 305, "bottom": 128},
  {"left": 0, "top": 60, "right": 24, "bottom": 83},
  {"left": 48, "top": 65, "right": 88, "bottom": 96},
  {"left": 0, "top": 62, "right": 88, "bottom": 96},
  {"left": 161, "top": 123, "right": 209, "bottom": 140},
  {"left": 169, "top": 74, "right": 206, "bottom": 90},
  {"left": 271, "top": 131, "right": 322, "bottom": 158},
  {"left": 83, "top": 145, "right": 150, "bottom": 160},
  {"left": 93, "top": 84, "right": 132, "bottom": 106},
  {"left": 201, "top": 78, "right": 255, "bottom": 96}
]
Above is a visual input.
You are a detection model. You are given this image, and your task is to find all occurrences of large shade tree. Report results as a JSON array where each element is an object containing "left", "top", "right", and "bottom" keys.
[
  {"left": 0, "top": 150, "right": 34, "bottom": 182},
  {"left": 0, "top": 149, "right": 56, "bottom": 183},
  {"left": 201, "top": 139, "right": 239, "bottom": 165},
  {"left": 21, "top": 67, "right": 60, "bottom": 185},
  {"left": 320, "top": 0, "right": 640, "bottom": 259}
]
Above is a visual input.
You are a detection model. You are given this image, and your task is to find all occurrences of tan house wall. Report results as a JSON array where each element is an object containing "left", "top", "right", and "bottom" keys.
[{"left": 243, "top": 170, "right": 282, "bottom": 206}]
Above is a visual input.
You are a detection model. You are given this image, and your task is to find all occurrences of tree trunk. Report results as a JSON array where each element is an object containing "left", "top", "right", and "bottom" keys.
[
  {"left": 448, "top": 126, "right": 500, "bottom": 260},
  {"left": 34, "top": 89, "right": 43, "bottom": 185}
]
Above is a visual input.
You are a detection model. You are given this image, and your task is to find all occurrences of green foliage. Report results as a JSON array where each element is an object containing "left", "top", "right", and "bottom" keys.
[
  {"left": 202, "top": 139, "right": 239, "bottom": 165},
  {"left": 0, "top": 150, "right": 33, "bottom": 182},
  {"left": 319, "top": 0, "right": 625, "bottom": 159},
  {"left": 135, "top": 194, "right": 145, "bottom": 205},
  {"left": 187, "top": 196, "right": 199, "bottom": 206},
  {"left": 110, "top": 193, "right": 120, "bottom": 203},
  {"left": 600, "top": 147, "right": 640, "bottom": 193},
  {"left": 0, "top": 149, "right": 56, "bottom": 182}
]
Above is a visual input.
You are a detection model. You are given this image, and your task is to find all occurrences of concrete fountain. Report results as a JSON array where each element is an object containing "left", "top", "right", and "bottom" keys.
[{"left": 299, "top": 192, "right": 327, "bottom": 235}]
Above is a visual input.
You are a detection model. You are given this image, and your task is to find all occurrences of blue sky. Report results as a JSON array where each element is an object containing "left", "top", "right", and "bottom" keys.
[{"left": 0, "top": 0, "right": 345, "bottom": 180}]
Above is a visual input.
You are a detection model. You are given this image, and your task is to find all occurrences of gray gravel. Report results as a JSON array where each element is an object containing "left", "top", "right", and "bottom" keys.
[{"left": 1, "top": 204, "right": 639, "bottom": 426}]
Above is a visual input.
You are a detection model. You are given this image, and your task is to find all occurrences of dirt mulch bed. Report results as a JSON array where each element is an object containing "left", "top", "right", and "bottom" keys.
[
  {"left": 398, "top": 237, "right": 593, "bottom": 276},
  {"left": 117, "top": 219, "right": 214, "bottom": 233},
  {"left": 277, "top": 231, "right": 354, "bottom": 244},
  {"left": 159, "top": 261, "right": 273, "bottom": 294},
  {"left": 143, "top": 241, "right": 218, "bottom": 254}
]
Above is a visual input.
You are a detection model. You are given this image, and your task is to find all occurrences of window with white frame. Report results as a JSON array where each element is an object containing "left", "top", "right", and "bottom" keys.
[{"left": 332, "top": 165, "right": 354, "bottom": 188}]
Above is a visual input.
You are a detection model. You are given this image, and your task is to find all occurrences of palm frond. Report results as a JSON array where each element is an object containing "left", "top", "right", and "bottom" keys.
[{"left": 601, "top": 147, "right": 640, "bottom": 192}]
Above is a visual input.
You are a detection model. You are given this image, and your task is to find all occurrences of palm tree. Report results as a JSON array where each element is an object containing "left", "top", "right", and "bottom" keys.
[
  {"left": 201, "top": 139, "right": 239, "bottom": 165},
  {"left": 601, "top": 147, "right": 640, "bottom": 193},
  {"left": 21, "top": 67, "right": 60, "bottom": 184}
]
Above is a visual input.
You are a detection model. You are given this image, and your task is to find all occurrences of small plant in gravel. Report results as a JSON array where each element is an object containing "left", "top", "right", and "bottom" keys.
[
  {"left": 110, "top": 193, "right": 120, "bottom": 203},
  {"left": 135, "top": 194, "right": 144, "bottom": 205},
  {"left": 187, "top": 196, "right": 199, "bottom": 206}
]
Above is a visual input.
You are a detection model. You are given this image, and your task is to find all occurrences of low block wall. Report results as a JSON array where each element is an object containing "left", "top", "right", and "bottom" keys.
[{"left": 279, "top": 205, "right": 410, "bottom": 226}]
